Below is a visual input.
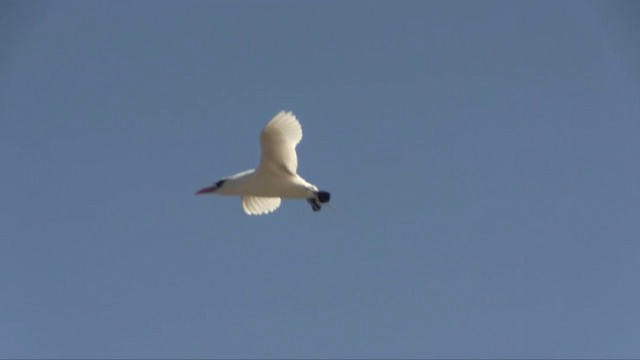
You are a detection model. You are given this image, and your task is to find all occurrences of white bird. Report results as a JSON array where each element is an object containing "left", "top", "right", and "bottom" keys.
[{"left": 196, "top": 111, "right": 331, "bottom": 215}]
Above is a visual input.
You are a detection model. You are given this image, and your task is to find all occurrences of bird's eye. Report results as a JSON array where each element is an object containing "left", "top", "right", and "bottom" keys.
[{"left": 216, "top": 179, "right": 226, "bottom": 187}]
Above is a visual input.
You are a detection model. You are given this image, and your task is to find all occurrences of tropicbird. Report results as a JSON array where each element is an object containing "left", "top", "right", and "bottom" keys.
[{"left": 196, "top": 111, "right": 331, "bottom": 215}]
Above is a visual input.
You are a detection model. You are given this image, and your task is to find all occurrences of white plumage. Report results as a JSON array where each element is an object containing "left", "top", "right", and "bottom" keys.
[
  {"left": 196, "top": 111, "right": 331, "bottom": 215},
  {"left": 258, "top": 111, "right": 303, "bottom": 176}
]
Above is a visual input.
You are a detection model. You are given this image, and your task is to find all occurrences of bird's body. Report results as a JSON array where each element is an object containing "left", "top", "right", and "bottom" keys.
[
  {"left": 196, "top": 111, "right": 330, "bottom": 215},
  {"left": 212, "top": 169, "right": 317, "bottom": 198}
]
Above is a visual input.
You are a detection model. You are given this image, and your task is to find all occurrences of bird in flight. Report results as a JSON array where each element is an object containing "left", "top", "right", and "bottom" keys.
[{"left": 196, "top": 111, "right": 331, "bottom": 215}]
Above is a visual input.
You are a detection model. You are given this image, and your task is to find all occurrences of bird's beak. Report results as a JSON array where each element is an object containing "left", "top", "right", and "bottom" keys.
[{"left": 195, "top": 185, "right": 217, "bottom": 195}]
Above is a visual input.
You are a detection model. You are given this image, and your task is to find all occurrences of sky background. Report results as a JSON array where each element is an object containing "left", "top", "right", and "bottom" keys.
[{"left": 1, "top": 0, "right": 640, "bottom": 358}]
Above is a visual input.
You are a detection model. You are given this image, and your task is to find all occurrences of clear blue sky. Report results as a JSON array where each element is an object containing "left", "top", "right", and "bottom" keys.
[{"left": 2, "top": 1, "right": 639, "bottom": 358}]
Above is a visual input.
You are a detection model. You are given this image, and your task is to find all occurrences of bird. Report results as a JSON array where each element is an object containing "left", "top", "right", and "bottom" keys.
[{"left": 195, "top": 111, "right": 331, "bottom": 215}]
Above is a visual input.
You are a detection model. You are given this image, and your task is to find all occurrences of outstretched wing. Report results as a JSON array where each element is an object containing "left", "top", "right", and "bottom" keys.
[
  {"left": 257, "top": 111, "right": 303, "bottom": 176},
  {"left": 242, "top": 196, "right": 282, "bottom": 215}
]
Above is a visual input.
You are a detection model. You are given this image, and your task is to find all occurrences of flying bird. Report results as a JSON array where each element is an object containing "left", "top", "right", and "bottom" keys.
[{"left": 196, "top": 111, "right": 331, "bottom": 215}]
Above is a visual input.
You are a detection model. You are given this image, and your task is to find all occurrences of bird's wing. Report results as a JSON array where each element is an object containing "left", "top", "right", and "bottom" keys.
[
  {"left": 257, "top": 111, "right": 303, "bottom": 176},
  {"left": 242, "top": 196, "right": 281, "bottom": 215}
]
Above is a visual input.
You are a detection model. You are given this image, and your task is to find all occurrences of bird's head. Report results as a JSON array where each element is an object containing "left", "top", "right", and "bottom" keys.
[{"left": 195, "top": 179, "right": 226, "bottom": 195}]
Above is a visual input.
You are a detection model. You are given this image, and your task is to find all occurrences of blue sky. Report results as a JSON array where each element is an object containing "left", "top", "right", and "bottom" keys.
[{"left": 1, "top": 1, "right": 639, "bottom": 358}]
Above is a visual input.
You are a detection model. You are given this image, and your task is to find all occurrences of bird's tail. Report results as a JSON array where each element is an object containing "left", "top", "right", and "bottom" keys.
[
  {"left": 308, "top": 190, "right": 331, "bottom": 213},
  {"left": 315, "top": 190, "right": 350, "bottom": 219}
]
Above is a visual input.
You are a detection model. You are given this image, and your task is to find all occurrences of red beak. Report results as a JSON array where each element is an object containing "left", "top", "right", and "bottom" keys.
[{"left": 195, "top": 185, "right": 217, "bottom": 195}]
